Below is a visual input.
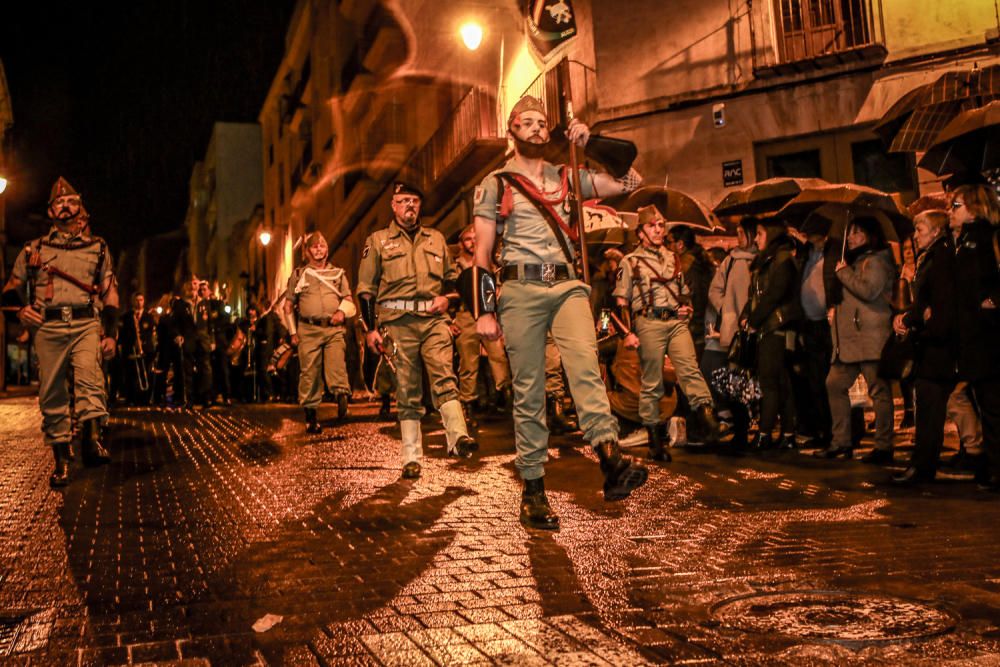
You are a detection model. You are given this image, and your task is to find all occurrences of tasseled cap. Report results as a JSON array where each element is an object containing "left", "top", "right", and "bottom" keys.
[
  {"left": 507, "top": 95, "right": 547, "bottom": 131},
  {"left": 49, "top": 177, "right": 79, "bottom": 204}
]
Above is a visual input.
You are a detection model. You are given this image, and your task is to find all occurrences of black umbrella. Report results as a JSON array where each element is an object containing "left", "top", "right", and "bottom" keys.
[
  {"left": 713, "top": 177, "right": 828, "bottom": 217},
  {"left": 918, "top": 100, "right": 1000, "bottom": 175},
  {"left": 778, "top": 184, "right": 912, "bottom": 242},
  {"left": 874, "top": 64, "right": 1000, "bottom": 153},
  {"left": 613, "top": 186, "right": 721, "bottom": 230}
]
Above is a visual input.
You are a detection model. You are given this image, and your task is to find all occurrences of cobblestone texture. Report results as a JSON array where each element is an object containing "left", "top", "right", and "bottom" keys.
[{"left": 1, "top": 396, "right": 1000, "bottom": 665}]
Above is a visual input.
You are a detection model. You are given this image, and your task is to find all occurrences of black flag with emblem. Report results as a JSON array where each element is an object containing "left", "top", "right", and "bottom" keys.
[{"left": 524, "top": 0, "right": 578, "bottom": 61}]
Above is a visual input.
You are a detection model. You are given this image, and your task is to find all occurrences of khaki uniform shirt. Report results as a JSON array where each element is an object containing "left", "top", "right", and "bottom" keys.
[
  {"left": 613, "top": 245, "right": 689, "bottom": 313},
  {"left": 356, "top": 221, "right": 456, "bottom": 322},
  {"left": 11, "top": 226, "right": 114, "bottom": 309},
  {"left": 473, "top": 159, "right": 597, "bottom": 266},
  {"left": 285, "top": 263, "right": 352, "bottom": 319}
]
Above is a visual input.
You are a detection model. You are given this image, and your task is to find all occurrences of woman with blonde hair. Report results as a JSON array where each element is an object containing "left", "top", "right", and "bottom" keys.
[{"left": 891, "top": 210, "right": 957, "bottom": 484}]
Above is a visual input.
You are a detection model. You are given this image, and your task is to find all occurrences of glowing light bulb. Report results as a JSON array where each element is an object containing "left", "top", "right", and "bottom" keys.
[
  {"left": 259, "top": 231, "right": 272, "bottom": 247},
  {"left": 460, "top": 22, "right": 483, "bottom": 51}
]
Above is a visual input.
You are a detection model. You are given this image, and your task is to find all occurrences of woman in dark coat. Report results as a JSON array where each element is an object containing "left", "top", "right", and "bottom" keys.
[
  {"left": 948, "top": 184, "right": 1000, "bottom": 490},
  {"left": 742, "top": 219, "right": 802, "bottom": 449},
  {"left": 891, "top": 211, "right": 957, "bottom": 484}
]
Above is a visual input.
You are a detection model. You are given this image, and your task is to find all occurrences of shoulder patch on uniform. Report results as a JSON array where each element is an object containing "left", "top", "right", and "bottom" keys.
[
  {"left": 362, "top": 244, "right": 370, "bottom": 258},
  {"left": 474, "top": 185, "right": 485, "bottom": 205}
]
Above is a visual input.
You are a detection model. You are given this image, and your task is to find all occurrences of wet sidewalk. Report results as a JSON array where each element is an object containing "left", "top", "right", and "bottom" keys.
[{"left": 1, "top": 396, "right": 1000, "bottom": 665}]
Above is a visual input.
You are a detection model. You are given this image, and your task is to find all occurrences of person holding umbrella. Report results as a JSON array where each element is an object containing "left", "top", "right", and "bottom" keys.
[
  {"left": 948, "top": 183, "right": 1000, "bottom": 490},
  {"left": 820, "top": 216, "right": 896, "bottom": 462}
]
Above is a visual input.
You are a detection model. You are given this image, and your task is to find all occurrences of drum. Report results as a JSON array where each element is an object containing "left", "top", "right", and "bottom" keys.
[{"left": 267, "top": 341, "right": 294, "bottom": 373}]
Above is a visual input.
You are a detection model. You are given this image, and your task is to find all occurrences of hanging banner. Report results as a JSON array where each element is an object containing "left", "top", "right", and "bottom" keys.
[{"left": 525, "top": 0, "right": 578, "bottom": 61}]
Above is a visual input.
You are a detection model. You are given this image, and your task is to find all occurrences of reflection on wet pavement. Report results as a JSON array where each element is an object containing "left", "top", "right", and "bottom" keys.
[{"left": 1, "top": 397, "right": 999, "bottom": 664}]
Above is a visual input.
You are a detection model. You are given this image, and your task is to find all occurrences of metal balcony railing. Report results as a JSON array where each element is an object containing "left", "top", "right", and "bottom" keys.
[
  {"left": 751, "top": 0, "right": 886, "bottom": 72},
  {"left": 410, "top": 86, "right": 500, "bottom": 194}
]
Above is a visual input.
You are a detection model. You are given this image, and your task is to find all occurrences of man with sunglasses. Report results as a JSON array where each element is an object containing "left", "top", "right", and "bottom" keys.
[
  {"left": 357, "top": 182, "right": 477, "bottom": 479},
  {"left": 3, "top": 177, "right": 119, "bottom": 487}
]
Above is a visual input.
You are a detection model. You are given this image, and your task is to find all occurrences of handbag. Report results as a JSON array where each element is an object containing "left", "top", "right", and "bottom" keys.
[
  {"left": 877, "top": 332, "right": 914, "bottom": 380},
  {"left": 727, "top": 327, "right": 758, "bottom": 370}
]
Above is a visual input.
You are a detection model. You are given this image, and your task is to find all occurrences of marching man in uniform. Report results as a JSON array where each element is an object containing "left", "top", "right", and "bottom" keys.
[
  {"left": 2, "top": 177, "right": 119, "bottom": 487},
  {"left": 614, "top": 206, "right": 729, "bottom": 460},
  {"left": 284, "top": 231, "right": 355, "bottom": 433},
  {"left": 357, "top": 182, "right": 477, "bottom": 479},
  {"left": 470, "top": 95, "right": 648, "bottom": 530}
]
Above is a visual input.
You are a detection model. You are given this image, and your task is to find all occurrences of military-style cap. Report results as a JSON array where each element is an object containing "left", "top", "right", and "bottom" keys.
[
  {"left": 507, "top": 95, "right": 547, "bottom": 130},
  {"left": 634, "top": 205, "right": 665, "bottom": 229},
  {"left": 391, "top": 182, "right": 424, "bottom": 200},
  {"left": 49, "top": 176, "right": 80, "bottom": 204}
]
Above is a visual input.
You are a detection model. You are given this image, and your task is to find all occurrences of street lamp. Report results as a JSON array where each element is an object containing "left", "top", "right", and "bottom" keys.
[
  {"left": 0, "top": 176, "right": 7, "bottom": 194},
  {"left": 460, "top": 21, "right": 484, "bottom": 51},
  {"left": 257, "top": 230, "right": 272, "bottom": 304}
]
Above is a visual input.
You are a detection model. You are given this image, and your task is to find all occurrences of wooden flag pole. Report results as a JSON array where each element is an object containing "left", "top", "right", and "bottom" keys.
[{"left": 561, "top": 58, "right": 591, "bottom": 285}]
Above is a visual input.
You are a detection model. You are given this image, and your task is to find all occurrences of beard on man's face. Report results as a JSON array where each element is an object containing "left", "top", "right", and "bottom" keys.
[{"left": 513, "top": 134, "right": 549, "bottom": 159}]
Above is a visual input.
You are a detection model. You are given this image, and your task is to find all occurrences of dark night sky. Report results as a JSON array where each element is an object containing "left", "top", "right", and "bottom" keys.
[{"left": 1, "top": 0, "right": 296, "bottom": 256}]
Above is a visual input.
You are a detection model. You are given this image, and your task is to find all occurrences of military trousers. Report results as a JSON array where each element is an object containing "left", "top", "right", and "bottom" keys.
[
  {"left": 298, "top": 322, "right": 350, "bottom": 408},
  {"left": 498, "top": 279, "right": 618, "bottom": 481},
  {"left": 635, "top": 316, "right": 712, "bottom": 426},
  {"left": 36, "top": 317, "right": 108, "bottom": 445},
  {"left": 454, "top": 310, "right": 510, "bottom": 403},
  {"left": 544, "top": 334, "right": 566, "bottom": 397},
  {"left": 383, "top": 313, "right": 460, "bottom": 421}
]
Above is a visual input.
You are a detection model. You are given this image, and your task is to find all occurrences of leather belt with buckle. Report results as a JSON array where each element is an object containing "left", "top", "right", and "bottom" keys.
[
  {"left": 299, "top": 314, "right": 335, "bottom": 327},
  {"left": 379, "top": 299, "right": 435, "bottom": 312},
  {"left": 500, "top": 263, "right": 572, "bottom": 284},
  {"left": 638, "top": 306, "right": 679, "bottom": 321},
  {"left": 44, "top": 305, "right": 95, "bottom": 322}
]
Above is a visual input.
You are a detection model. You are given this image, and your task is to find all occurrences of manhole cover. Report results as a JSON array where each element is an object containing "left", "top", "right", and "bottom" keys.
[{"left": 712, "top": 591, "right": 955, "bottom": 643}]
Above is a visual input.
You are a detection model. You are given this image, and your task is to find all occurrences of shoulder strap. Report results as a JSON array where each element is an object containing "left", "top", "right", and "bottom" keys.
[{"left": 496, "top": 172, "right": 576, "bottom": 266}]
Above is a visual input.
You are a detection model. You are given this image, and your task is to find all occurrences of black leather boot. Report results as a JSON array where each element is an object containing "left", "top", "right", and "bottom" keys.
[
  {"left": 81, "top": 419, "right": 111, "bottom": 467},
  {"left": 520, "top": 477, "right": 560, "bottom": 530},
  {"left": 305, "top": 407, "right": 322, "bottom": 434},
  {"left": 595, "top": 441, "right": 649, "bottom": 501},
  {"left": 50, "top": 443, "right": 70, "bottom": 488},
  {"left": 646, "top": 425, "right": 671, "bottom": 462},
  {"left": 498, "top": 386, "right": 514, "bottom": 414},
  {"left": 462, "top": 401, "right": 480, "bottom": 431},
  {"left": 692, "top": 404, "right": 729, "bottom": 445},
  {"left": 337, "top": 393, "right": 349, "bottom": 419},
  {"left": 547, "top": 395, "right": 577, "bottom": 435},
  {"left": 378, "top": 394, "right": 392, "bottom": 421}
]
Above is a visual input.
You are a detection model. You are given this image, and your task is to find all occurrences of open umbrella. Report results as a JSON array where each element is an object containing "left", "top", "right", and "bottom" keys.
[
  {"left": 778, "top": 183, "right": 912, "bottom": 242},
  {"left": 917, "top": 100, "right": 1000, "bottom": 175},
  {"left": 582, "top": 199, "right": 633, "bottom": 247},
  {"left": 874, "top": 64, "right": 1000, "bottom": 153},
  {"left": 610, "top": 186, "right": 722, "bottom": 231},
  {"left": 713, "top": 177, "right": 829, "bottom": 217}
]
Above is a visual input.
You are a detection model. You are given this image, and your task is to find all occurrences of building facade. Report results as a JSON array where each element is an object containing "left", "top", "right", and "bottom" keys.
[
  {"left": 257, "top": 0, "right": 1000, "bottom": 298},
  {"left": 183, "top": 122, "right": 263, "bottom": 312}
]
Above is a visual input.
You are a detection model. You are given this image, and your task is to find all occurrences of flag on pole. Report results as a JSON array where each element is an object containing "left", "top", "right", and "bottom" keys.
[{"left": 524, "top": 0, "right": 578, "bottom": 61}]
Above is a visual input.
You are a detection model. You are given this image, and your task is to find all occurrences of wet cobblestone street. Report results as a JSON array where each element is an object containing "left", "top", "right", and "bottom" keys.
[{"left": 2, "top": 396, "right": 1000, "bottom": 665}]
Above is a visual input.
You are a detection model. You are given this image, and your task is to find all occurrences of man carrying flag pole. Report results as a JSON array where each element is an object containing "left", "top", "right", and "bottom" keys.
[{"left": 467, "top": 95, "right": 646, "bottom": 530}]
